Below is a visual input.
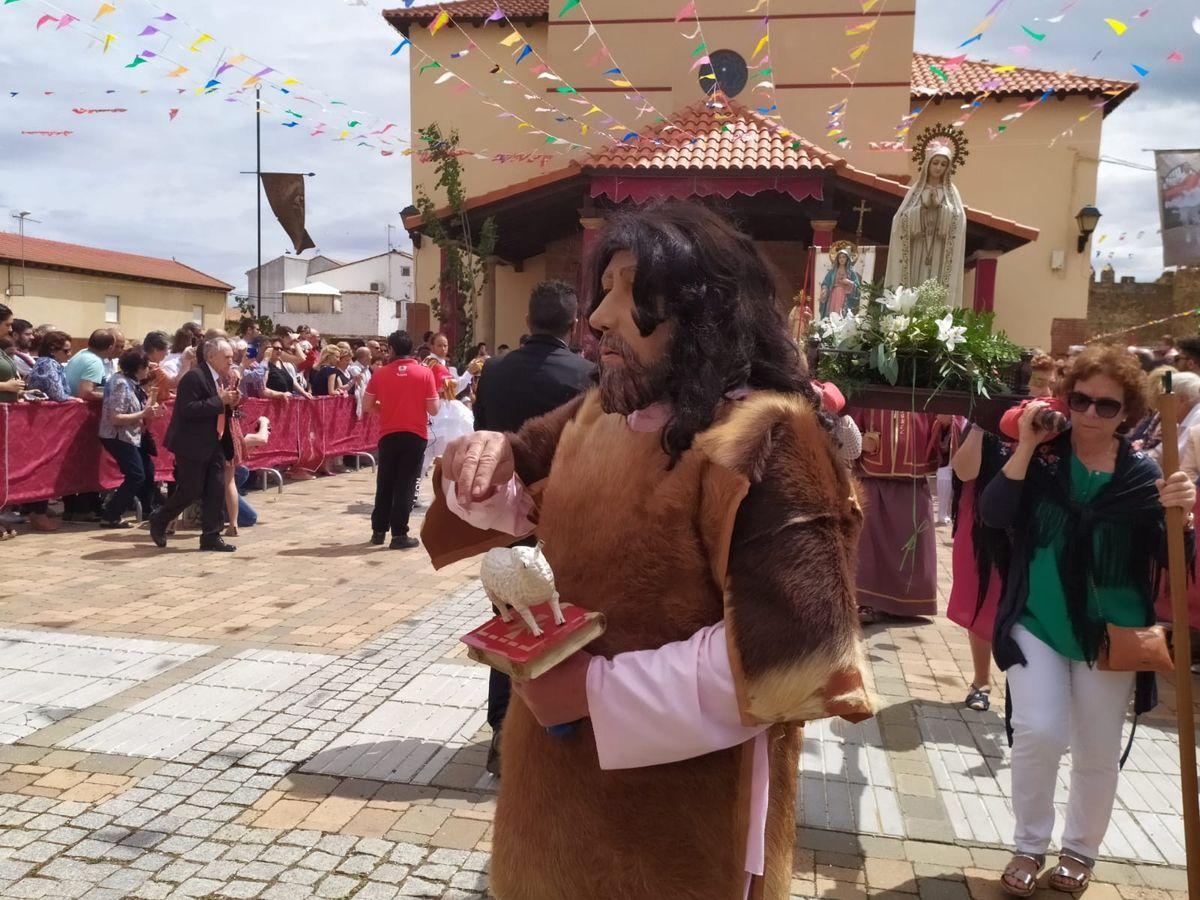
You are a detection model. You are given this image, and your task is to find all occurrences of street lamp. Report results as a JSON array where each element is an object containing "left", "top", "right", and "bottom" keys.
[
  {"left": 1075, "top": 204, "right": 1102, "bottom": 253},
  {"left": 10, "top": 210, "right": 40, "bottom": 296}
]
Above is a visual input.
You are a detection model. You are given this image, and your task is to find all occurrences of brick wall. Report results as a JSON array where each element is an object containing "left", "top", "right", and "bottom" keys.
[{"left": 1049, "top": 267, "right": 1200, "bottom": 355}]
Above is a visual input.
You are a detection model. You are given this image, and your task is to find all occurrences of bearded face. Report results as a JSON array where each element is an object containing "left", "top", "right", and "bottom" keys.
[
  {"left": 590, "top": 249, "right": 674, "bottom": 415},
  {"left": 598, "top": 332, "right": 671, "bottom": 415}
]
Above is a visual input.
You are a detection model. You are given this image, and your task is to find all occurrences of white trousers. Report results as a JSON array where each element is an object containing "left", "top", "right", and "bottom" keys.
[
  {"left": 1005, "top": 625, "right": 1135, "bottom": 860},
  {"left": 936, "top": 465, "right": 953, "bottom": 522}
]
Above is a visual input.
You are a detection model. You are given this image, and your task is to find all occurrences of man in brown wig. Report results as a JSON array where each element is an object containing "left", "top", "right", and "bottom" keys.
[{"left": 422, "top": 202, "right": 871, "bottom": 900}]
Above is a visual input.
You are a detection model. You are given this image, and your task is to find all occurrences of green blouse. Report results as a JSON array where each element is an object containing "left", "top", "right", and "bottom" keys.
[
  {"left": 1022, "top": 453, "right": 1147, "bottom": 660},
  {"left": 0, "top": 349, "right": 19, "bottom": 403}
]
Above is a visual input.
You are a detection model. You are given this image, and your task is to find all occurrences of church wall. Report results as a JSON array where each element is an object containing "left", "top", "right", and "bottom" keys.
[{"left": 911, "top": 94, "right": 1105, "bottom": 348}]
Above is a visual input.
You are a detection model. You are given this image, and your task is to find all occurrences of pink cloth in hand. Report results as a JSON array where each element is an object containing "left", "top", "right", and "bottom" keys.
[
  {"left": 443, "top": 473, "right": 536, "bottom": 538},
  {"left": 585, "top": 622, "right": 770, "bottom": 877}
]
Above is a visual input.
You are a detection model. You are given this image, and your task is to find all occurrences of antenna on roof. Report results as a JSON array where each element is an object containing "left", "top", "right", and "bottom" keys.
[{"left": 9, "top": 210, "right": 41, "bottom": 297}]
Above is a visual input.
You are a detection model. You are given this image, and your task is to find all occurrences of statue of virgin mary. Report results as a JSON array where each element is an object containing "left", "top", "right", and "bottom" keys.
[{"left": 885, "top": 127, "right": 968, "bottom": 307}]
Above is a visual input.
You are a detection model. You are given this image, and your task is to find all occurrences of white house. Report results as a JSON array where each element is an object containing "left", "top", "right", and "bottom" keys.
[{"left": 245, "top": 249, "right": 415, "bottom": 338}]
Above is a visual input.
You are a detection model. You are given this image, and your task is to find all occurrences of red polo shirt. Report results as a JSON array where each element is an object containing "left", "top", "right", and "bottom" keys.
[{"left": 366, "top": 358, "right": 438, "bottom": 439}]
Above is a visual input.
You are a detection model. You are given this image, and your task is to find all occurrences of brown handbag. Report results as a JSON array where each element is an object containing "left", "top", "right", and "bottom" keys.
[{"left": 1098, "top": 623, "right": 1174, "bottom": 673}]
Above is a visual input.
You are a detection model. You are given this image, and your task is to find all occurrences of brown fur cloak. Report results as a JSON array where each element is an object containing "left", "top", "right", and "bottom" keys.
[{"left": 423, "top": 389, "right": 872, "bottom": 900}]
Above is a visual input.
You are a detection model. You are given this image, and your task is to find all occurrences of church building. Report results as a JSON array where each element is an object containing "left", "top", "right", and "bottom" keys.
[{"left": 385, "top": 0, "right": 1134, "bottom": 351}]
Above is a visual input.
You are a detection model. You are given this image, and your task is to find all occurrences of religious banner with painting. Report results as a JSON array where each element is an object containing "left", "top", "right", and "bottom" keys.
[
  {"left": 1155, "top": 149, "right": 1200, "bottom": 267},
  {"left": 812, "top": 242, "right": 877, "bottom": 323}
]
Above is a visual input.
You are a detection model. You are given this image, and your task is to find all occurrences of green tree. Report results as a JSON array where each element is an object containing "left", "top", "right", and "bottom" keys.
[{"left": 412, "top": 124, "right": 498, "bottom": 367}]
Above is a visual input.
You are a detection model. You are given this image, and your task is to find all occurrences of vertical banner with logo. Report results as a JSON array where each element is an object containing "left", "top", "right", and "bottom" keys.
[{"left": 1154, "top": 150, "right": 1200, "bottom": 267}]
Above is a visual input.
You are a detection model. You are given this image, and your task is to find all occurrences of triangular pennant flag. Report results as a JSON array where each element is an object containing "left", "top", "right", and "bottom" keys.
[
  {"left": 1167, "top": 51, "right": 1184, "bottom": 62},
  {"left": 390, "top": 39, "right": 410, "bottom": 55},
  {"left": 674, "top": 1, "right": 695, "bottom": 23},
  {"left": 500, "top": 30, "right": 523, "bottom": 47},
  {"left": 189, "top": 33, "right": 213, "bottom": 52},
  {"left": 1021, "top": 25, "right": 1045, "bottom": 40},
  {"left": 155, "top": 12, "right": 176, "bottom": 20},
  {"left": 486, "top": 7, "right": 504, "bottom": 22},
  {"left": 138, "top": 25, "right": 159, "bottom": 36},
  {"left": 434, "top": 71, "right": 455, "bottom": 84},
  {"left": 515, "top": 44, "right": 533, "bottom": 63},
  {"left": 692, "top": 42, "right": 707, "bottom": 57},
  {"left": 690, "top": 55, "right": 710, "bottom": 71},
  {"left": 168, "top": 108, "right": 179, "bottom": 120},
  {"left": 125, "top": 55, "right": 147, "bottom": 68},
  {"left": 167, "top": 64, "right": 187, "bottom": 77},
  {"left": 752, "top": 35, "right": 768, "bottom": 58},
  {"left": 1131, "top": 63, "right": 1149, "bottom": 76},
  {"left": 845, "top": 21, "right": 875, "bottom": 36},
  {"left": 418, "top": 60, "right": 442, "bottom": 74},
  {"left": 35, "top": 14, "right": 57, "bottom": 28},
  {"left": 573, "top": 24, "right": 597, "bottom": 51},
  {"left": 558, "top": 0, "right": 581, "bottom": 16},
  {"left": 849, "top": 43, "right": 869, "bottom": 60},
  {"left": 1104, "top": 18, "right": 1127, "bottom": 35},
  {"left": 102, "top": 33, "right": 116, "bottom": 52},
  {"left": 56, "top": 14, "right": 78, "bottom": 28},
  {"left": 428, "top": 10, "right": 449, "bottom": 34},
  {"left": 94, "top": 3, "right": 116, "bottom": 21}
]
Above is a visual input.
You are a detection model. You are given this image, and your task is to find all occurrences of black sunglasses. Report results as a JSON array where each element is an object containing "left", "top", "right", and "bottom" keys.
[{"left": 1067, "top": 390, "right": 1123, "bottom": 419}]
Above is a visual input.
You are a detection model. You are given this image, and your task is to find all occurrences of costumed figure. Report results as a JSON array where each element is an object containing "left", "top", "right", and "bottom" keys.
[
  {"left": 818, "top": 243, "right": 863, "bottom": 319},
  {"left": 947, "top": 421, "right": 1013, "bottom": 711},
  {"left": 421, "top": 203, "right": 872, "bottom": 900},
  {"left": 885, "top": 124, "right": 969, "bottom": 307},
  {"left": 851, "top": 409, "right": 946, "bottom": 621}
]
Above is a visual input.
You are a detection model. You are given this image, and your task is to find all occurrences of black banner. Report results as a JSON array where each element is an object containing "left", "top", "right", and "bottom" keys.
[{"left": 260, "top": 173, "right": 316, "bottom": 255}]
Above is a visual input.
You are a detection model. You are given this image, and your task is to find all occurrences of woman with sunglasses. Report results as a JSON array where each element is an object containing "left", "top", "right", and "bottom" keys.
[{"left": 981, "top": 345, "right": 1195, "bottom": 896}]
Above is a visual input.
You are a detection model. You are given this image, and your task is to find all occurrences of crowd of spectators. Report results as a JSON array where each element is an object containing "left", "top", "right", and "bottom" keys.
[{"left": 0, "top": 302, "right": 486, "bottom": 540}]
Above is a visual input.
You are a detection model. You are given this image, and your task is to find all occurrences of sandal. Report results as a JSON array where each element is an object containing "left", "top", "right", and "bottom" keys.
[
  {"left": 965, "top": 684, "right": 991, "bottom": 712},
  {"left": 1001, "top": 853, "right": 1045, "bottom": 897},
  {"left": 1048, "top": 850, "right": 1093, "bottom": 894}
]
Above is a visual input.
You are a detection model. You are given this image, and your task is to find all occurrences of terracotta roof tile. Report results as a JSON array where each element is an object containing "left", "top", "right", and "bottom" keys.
[
  {"left": 383, "top": 0, "right": 547, "bottom": 28},
  {"left": 584, "top": 99, "right": 844, "bottom": 173},
  {"left": 0, "top": 232, "right": 232, "bottom": 292},
  {"left": 913, "top": 52, "right": 1135, "bottom": 99}
]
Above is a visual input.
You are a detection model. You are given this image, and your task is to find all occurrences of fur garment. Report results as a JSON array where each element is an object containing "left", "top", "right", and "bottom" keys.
[{"left": 422, "top": 390, "right": 871, "bottom": 900}]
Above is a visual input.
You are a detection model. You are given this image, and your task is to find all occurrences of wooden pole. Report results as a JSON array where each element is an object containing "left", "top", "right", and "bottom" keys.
[{"left": 1154, "top": 379, "right": 1200, "bottom": 900}]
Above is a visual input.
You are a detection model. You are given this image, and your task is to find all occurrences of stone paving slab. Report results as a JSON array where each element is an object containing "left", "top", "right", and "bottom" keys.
[{"left": 0, "top": 475, "right": 1192, "bottom": 899}]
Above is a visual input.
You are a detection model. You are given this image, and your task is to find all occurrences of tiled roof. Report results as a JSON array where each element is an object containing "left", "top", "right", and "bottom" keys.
[
  {"left": 0, "top": 232, "right": 232, "bottom": 292},
  {"left": 585, "top": 100, "right": 842, "bottom": 173},
  {"left": 383, "top": 0, "right": 547, "bottom": 28},
  {"left": 913, "top": 52, "right": 1135, "bottom": 99}
]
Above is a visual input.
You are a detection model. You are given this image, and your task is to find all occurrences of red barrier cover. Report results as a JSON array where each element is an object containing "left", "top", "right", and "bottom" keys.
[{"left": 0, "top": 396, "right": 380, "bottom": 506}]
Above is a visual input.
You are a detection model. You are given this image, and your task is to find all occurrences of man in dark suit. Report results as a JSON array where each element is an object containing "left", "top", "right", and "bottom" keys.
[
  {"left": 149, "top": 338, "right": 241, "bottom": 552},
  {"left": 472, "top": 280, "right": 595, "bottom": 776}
]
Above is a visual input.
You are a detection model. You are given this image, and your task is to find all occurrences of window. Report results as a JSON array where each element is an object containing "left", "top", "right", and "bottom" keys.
[
  {"left": 191, "top": 305, "right": 204, "bottom": 325},
  {"left": 401, "top": 266, "right": 411, "bottom": 277},
  {"left": 104, "top": 295, "right": 120, "bottom": 324}
]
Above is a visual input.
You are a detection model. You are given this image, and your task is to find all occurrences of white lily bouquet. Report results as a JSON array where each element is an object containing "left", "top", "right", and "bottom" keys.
[{"left": 810, "top": 279, "right": 1024, "bottom": 397}]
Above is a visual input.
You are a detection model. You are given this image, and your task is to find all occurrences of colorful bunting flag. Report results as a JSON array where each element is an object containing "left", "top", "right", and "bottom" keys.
[
  {"left": 500, "top": 30, "right": 522, "bottom": 47},
  {"left": 1131, "top": 63, "right": 1149, "bottom": 76},
  {"left": 1167, "top": 51, "right": 1183, "bottom": 62},
  {"left": 515, "top": 44, "right": 532, "bottom": 63},
  {"left": 428, "top": 10, "right": 449, "bottom": 34},
  {"left": 56, "top": 14, "right": 78, "bottom": 29},
  {"left": 189, "top": 33, "right": 213, "bottom": 52},
  {"left": 674, "top": 1, "right": 695, "bottom": 24},
  {"left": 138, "top": 25, "right": 159, "bottom": 36},
  {"left": 102, "top": 33, "right": 115, "bottom": 52},
  {"left": 1104, "top": 18, "right": 1127, "bottom": 35},
  {"left": 168, "top": 108, "right": 179, "bottom": 120},
  {"left": 557, "top": 0, "right": 581, "bottom": 16},
  {"left": 167, "top": 64, "right": 187, "bottom": 76},
  {"left": 390, "top": 39, "right": 410, "bottom": 55},
  {"left": 845, "top": 21, "right": 875, "bottom": 36},
  {"left": 94, "top": 3, "right": 116, "bottom": 21},
  {"left": 35, "top": 14, "right": 56, "bottom": 28},
  {"left": 1021, "top": 25, "right": 1045, "bottom": 40},
  {"left": 125, "top": 55, "right": 147, "bottom": 68},
  {"left": 155, "top": 12, "right": 176, "bottom": 21}
]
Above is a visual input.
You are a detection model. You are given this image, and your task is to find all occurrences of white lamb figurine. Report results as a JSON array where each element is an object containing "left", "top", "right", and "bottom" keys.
[{"left": 480, "top": 544, "right": 565, "bottom": 638}]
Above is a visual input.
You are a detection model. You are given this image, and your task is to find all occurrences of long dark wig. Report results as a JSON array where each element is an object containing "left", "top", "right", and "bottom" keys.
[{"left": 584, "top": 201, "right": 823, "bottom": 462}]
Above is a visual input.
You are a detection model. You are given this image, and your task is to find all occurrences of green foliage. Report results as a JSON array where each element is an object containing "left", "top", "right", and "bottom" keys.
[
  {"left": 228, "top": 296, "right": 273, "bottom": 336},
  {"left": 412, "top": 124, "right": 499, "bottom": 367},
  {"left": 811, "top": 280, "right": 1023, "bottom": 397}
]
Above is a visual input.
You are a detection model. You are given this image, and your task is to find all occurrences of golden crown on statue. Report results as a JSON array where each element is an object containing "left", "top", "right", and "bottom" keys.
[{"left": 911, "top": 123, "right": 970, "bottom": 174}]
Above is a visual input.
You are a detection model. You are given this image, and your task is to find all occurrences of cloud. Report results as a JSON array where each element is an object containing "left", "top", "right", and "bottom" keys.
[
  {"left": 914, "top": 1, "right": 1200, "bottom": 280},
  {"left": 0, "top": 0, "right": 415, "bottom": 292}
]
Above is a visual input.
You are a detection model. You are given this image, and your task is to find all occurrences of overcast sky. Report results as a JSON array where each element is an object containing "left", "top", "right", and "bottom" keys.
[{"left": 1, "top": 0, "right": 1195, "bottom": 292}]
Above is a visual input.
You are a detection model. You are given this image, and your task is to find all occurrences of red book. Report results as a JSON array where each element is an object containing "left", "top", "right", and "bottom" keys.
[{"left": 461, "top": 602, "right": 606, "bottom": 681}]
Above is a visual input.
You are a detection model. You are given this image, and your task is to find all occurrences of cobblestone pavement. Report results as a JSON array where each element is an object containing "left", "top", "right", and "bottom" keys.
[{"left": 0, "top": 471, "right": 1194, "bottom": 898}]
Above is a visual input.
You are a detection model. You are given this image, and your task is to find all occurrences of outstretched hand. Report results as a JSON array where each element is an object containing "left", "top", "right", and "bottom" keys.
[{"left": 442, "top": 431, "right": 514, "bottom": 505}]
